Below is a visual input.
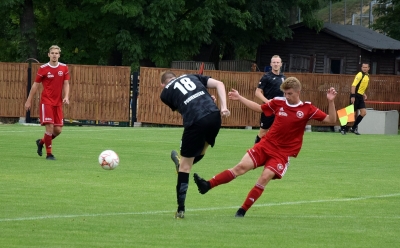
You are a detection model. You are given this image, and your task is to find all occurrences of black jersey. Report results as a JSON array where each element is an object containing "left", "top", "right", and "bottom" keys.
[
  {"left": 257, "top": 72, "right": 285, "bottom": 101},
  {"left": 160, "top": 74, "right": 220, "bottom": 127}
]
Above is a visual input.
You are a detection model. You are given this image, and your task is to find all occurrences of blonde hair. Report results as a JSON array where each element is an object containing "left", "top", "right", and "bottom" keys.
[
  {"left": 49, "top": 45, "right": 61, "bottom": 53},
  {"left": 271, "top": 55, "right": 281, "bottom": 62},
  {"left": 281, "top": 77, "right": 301, "bottom": 91}
]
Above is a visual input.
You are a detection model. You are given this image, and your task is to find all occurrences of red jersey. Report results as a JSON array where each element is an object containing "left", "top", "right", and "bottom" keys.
[
  {"left": 35, "top": 62, "right": 70, "bottom": 106},
  {"left": 260, "top": 97, "right": 327, "bottom": 157}
]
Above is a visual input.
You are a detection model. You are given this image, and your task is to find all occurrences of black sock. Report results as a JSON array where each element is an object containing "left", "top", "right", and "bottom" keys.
[
  {"left": 176, "top": 172, "right": 189, "bottom": 212},
  {"left": 255, "top": 135, "right": 261, "bottom": 144},
  {"left": 353, "top": 115, "right": 364, "bottom": 129}
]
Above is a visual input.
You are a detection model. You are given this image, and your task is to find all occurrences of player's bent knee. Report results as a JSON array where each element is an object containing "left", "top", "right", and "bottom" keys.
[
  {"left": 232, "top": 163, "right": 252, "bottom": 176},
  {"left": 258, "top": 130, "right": 267, "bottom": 137},
  {"left": 261, "top": 169, "right": 275, "bottom": 181}
]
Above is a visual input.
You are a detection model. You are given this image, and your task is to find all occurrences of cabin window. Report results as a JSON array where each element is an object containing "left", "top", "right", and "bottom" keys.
[
  {"left": 330, "top": 59, "right": 341, "bottom": 74},
  {"left": 372, "top": 61, "right": 377, "bottom": 74},
  {"left": 395, "top": 57, "right": 400, "bottom": 75}
]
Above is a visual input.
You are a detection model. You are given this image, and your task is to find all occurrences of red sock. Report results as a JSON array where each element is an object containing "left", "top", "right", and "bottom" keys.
[
  {"left": 44, "top": 132, "right": 53, "bottom": 155},
  {"left": 209, "top": 169, "right": 236, "bottom": 188},
  {"left": 241, "top": 184, "right": 265, "bottom": 211}
]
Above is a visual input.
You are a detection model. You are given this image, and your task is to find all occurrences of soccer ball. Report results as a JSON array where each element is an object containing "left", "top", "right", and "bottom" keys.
[{"left": 98, "top": 150, "right": 119, "bottom": 170}]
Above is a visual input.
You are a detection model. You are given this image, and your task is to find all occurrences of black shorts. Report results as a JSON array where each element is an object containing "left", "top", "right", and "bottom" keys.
[
  {"left": 351, "top": 94, "right": 366, "bottom": 111},
  {"left": 180, "top": 111, "right": 221, "bottom": 158},
  {"left": 259, "top": 113, "right": 275, "bottom": 130}
]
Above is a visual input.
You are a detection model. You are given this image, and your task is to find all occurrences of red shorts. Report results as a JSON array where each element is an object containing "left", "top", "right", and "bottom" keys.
[
  {"left": 39, "top": 104, "right": 64, "bottom": 126},
  {"left": 247, "top": 144, "right": 290, "bottom": 179}
]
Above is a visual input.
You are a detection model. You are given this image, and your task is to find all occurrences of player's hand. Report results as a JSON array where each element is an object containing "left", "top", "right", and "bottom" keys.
[
  {"left": 364, "top": 94, "right": 367, "bottom": 100},
  {"left": 326, "top": 87, "right": 337, "bottom": 101},
  {"left": 63, "top": 97, "right": 70, "bottom": 104},
  {"left": 228, "top": 89, "right": 240, "bottom": 101},
  {"left": 221, "top": 108, "right": 230, "bottom": 117},
  {"left": 24, "top": 101, "right": 31, "bottom": 111},
  {"left": 211, "top": 95, "right": 217, "bottom": 103}
]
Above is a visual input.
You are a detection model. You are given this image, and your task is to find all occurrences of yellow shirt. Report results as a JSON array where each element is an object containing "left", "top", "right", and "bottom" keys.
[{"left": 352, "top": 72, "right": 369, "bottom": 95}]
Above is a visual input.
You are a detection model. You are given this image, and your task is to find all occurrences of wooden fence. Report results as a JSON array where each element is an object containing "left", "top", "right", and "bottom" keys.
[
  {"left": 138, "top": 67, "right": 400, "bottom": 127},
  {"left": 1, "top": 62, "right": 399, "bottom": 127},
  {"left": 0, "top": 62, "right": 131, "bottom": 122},
  {"left": 0, "top": 63, "right": 28, "bottom": 118},
  {"left": 171, "top": 61, "right": 215, "bottom": 70}
]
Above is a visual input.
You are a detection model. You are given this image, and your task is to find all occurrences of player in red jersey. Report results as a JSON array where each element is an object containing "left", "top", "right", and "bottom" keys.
[
  {"left": 194, "top": 77, "right": 338, "bottom": 217},
  {"left": 25, "top": 45, "right": 70, "bottom": 160}
]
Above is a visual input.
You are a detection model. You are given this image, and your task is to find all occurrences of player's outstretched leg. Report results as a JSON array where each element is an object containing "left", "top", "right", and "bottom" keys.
[
  {"left": 170, "top": 150, "right": 180, "bottom": 173},
  {"left": 36, "top": 139, "right": 44, "bottom": 156},
  {"left": 193, "top": 173, "right": 211, "bottom": 194}
]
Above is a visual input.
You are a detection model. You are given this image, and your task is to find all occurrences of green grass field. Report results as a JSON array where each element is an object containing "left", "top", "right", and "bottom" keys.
[{"left": 1, "top": 124, "right": 399, "bottom": 248}]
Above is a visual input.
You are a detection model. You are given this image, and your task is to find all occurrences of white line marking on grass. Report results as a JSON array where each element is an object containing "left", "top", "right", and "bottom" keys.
[
  {"left": 1, "top": 193, "right": 399, "bottom": 222},
  {"left": 249, "top": 215, "right": 400, "bottom": 219},
  {"left": 253, "top": 193, "right": 400, "bottom": 208}
]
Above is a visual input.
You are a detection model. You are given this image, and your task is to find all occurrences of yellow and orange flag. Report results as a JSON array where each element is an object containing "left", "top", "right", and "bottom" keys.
[{"left": 337, "top": 104, "right": 355, "bottom": 125}]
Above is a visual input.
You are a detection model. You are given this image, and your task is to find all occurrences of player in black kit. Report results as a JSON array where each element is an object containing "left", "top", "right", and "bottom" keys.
[
  {"left": 254, "top": 55, "right": 285, "bottom": 143},
  {"left": 160, "top": 71, "right": 230, "bottom": 219}
]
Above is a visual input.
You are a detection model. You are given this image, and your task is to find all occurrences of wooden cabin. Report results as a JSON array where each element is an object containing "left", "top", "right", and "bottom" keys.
[{"left": 257, "top": 23, "right": 400, "bottom": 75}]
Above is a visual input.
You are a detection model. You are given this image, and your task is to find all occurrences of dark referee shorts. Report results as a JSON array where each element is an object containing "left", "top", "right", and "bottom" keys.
[
  {"left": 259, "top": 113, "right": 275, "bottom": 130},
  {"left": 180, "top": 111, "right": 221, "bottom": 158},
  {"left": 351, "top": 93, "right": 366, "bottom": 111}
]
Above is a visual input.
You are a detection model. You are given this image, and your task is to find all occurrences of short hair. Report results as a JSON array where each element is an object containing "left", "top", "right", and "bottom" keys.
[
  {"left": 361, "top": 62, "right": 370, "bottom": 66},
  {"left": 161, "top": 71, "right": 176, "bottom": 84},
  {"left": 281, "top": 77, "right": 301, "bottom": 91},
  {"left": 49, "top": 45, "right": 61, "bottom": 53},
  {"left": 271, "top": 55, "right": 281, "bottom": 61}
]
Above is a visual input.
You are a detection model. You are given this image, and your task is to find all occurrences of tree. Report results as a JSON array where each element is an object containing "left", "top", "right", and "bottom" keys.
[
  {"left": 192, "top": 0, "right": 322, "bottom": 65},
  {"left": 31, "top": 0, "right": 215, "bottom": 68},
  {"left": 372, "top": 0, "right": 400, "bottom": 40},
  {"left": 0, "top": 0, "right": 322, "bottom": 68},
  {"left": 0, "top": 0, "right": 28, "bottom": 61}
]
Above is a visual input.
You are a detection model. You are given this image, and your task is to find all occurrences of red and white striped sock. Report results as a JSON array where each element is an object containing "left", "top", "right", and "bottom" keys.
[
  {"left": 209, "top": 169, "right": 236, "bottom": 188},
  {"left": 241, "top": 183, "right": 265, "bottom": 211}
]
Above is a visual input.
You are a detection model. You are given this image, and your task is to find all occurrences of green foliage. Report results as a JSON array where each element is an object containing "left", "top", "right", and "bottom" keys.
[
  {"left": 0, "top": 125, "right": 400, "bottom": 247},
  {"left": 0, "top": 0, "right": 322, "bottom": 66},
  {"left": 372, "top": 0, "right": 400, "bottom": 40},
  {"left": 0, "top": 0, "right": 24, "bottom": 62}
]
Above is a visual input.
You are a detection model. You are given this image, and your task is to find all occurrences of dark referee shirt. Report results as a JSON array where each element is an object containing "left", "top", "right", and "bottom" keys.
[
  {"left": 160, "top": 74, "right": 219, "bottom": 128},
  {"left": 257, "top": 72, "right": 285, "bottom": 101}
]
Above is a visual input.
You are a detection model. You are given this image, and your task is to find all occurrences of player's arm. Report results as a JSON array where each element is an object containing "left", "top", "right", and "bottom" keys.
[
  {"left": 206, "top": 78, "right": 230, "bottom": 116},
  {"left": 350, "top": 85, "right": 357, "bottom": 103},
  {"left": 63, "top": 80, "right": 70, "bottom": 104},
  {"left": 24, "top": 82, "right": 40, "bottom": 111},
  {"left": 350, "top": 85, "right": 356, "bottom": 95},
  {"left": 255, "top": 88, "right": 268, "bottom": 103},
  {"left": 229, "top": 89, "right": 262, "bottom": 113},
  {"left": 322, "top": 87, "right": 337, "bottom": 123},
  {"left": 160, "top": 93, "right": 176, "bottom": 112}
]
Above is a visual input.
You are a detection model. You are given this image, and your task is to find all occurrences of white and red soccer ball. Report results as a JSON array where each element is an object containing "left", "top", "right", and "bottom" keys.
[{"left": 98, "top": 150, "right": 119, "bottom": 170}]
